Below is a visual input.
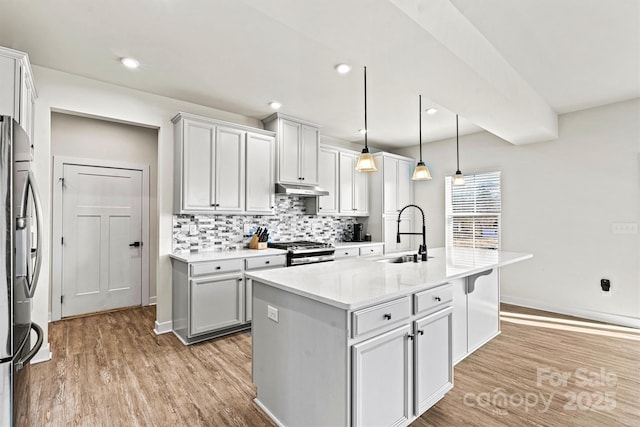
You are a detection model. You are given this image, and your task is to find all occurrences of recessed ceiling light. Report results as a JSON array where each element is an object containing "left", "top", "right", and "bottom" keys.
[
  {"left": 358, "top": 128, "right": 367, "bottom": 134},
  {"left": 120, "top": 57, "right": 140, "bottom": 69},
  {"left": 269, "top": 101, "right": 282, "bottom": 110},
  {"left": 425, "top": 108, "right": 438, "bottom": 115},
  {"left": 335, "top": 63, "right": 351, "bottom": 74}
]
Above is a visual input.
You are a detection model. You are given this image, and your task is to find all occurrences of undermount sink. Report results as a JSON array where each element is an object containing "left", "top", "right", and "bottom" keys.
[{"left": 377, "top": 254, "right": 434, "bottom": 264}]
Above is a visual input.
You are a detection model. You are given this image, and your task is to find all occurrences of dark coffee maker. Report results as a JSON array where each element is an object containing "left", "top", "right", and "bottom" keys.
[{"left": 353, "top": 223, "right": 364, "bottom": 242}]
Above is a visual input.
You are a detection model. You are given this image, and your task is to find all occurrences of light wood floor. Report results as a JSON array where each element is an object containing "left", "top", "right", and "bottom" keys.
[{"left": 24, "top": 304, "right": 639, "bottom": 426}]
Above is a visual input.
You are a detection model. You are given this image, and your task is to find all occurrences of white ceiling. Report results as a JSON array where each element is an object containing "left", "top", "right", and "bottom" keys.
[{"left": 0, "top": 0, "right": 638, "bottom": 148}]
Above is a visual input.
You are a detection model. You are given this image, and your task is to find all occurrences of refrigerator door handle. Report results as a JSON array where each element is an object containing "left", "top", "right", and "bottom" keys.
[
  {"left": 15, "top": 323, "right": 43, "bottom": 372},
  {"left": 17, "top": 170, "right": 43, "bottom": 298}
]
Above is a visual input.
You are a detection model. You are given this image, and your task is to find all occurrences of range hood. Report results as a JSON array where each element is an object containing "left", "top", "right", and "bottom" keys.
[{"left": 275, "top": 183, "right": 329, "bottom": 197}]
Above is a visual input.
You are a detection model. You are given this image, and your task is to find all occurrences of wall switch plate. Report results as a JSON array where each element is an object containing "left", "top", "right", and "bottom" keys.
[
  {"left": 611, "top": 223, "right": 638, "bottom": 235},
  {"left": 267, "top": 305, "right": 279, "bottom": 323}
]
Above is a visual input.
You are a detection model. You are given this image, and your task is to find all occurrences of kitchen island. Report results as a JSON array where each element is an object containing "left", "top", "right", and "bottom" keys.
[{"left": 246, "top": 247, "right": 532, "bottom": 427}]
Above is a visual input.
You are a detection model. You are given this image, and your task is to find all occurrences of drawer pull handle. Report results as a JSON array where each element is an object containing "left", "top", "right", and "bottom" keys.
[
  {"left": 407, "top": 333, "right": 415, "bottom": 341},
  {"left": 265, "top": 260, "right": 270, "bottom": 264},
  {"left": 383, "top": 313, "right": 392, "bottom": 320},
  {"left": 215, "top": 266, "right": 221, "bottom": 270},
  {"left": 434, "top": 296, "right": 441, "bottom": 301}
]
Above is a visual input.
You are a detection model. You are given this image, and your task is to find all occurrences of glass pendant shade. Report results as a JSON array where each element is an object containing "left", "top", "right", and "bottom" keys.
[
  {"left": 412, "top": 161, "right": 432, "bottom": 180},
  {"left": 452, "top": 170, "right": 465, "bottom": 186},
  {"left": 355, "top": 147, "right": 377, "bottom": 172}
]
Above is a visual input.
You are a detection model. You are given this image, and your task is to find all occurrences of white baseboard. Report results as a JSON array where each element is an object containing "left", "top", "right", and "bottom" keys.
[
  {"left": 148, "top": 296, "right": 157, "bottom": 305},
  {"left": 154, "top": 320, "right": 172, "bottom": 335},
  {"left": 254, "top": 398, "right": 285, "bottom": 427},
  {"left": 501, "top": 295, "right": 640, "bottom": 329},
  {"left": 31, "top": 342, "right": 52, "bottom": 364}
]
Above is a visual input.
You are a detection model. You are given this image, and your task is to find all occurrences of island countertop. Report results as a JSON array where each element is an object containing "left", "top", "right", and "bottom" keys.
[{"left": 245, "top": 247, "right": 532, "bottom": 310}]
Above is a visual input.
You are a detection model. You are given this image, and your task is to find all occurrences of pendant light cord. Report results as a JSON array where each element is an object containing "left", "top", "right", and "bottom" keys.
[
  {"left": 419, "top": 95, "right": 423, "bottom": 161},
  {"left": 456, "top": 114, "right": 460, "bottom": 170},
  {"left": 364, "top": 66, "right": 368, "bottom": 150}
]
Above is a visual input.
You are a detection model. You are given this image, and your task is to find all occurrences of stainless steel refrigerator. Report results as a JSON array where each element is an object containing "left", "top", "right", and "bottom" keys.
[{"left": 1, "top": 115, "right": 43, "bottom": 426}]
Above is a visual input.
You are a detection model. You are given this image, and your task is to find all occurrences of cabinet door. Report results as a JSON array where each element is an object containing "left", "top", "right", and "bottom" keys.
[
  {"left": 339, "top": 152, "right": 355, "bottom": 214},
  {"left": 278, "top": 119, "right": 301, "bottom": 184},
  {"left": 318, "top": 147, "right": 339, "bottom": 213},
  {"left": 353, "top": 168, "right": 368, "bottom": 215},
  {"left": 414, "top": 307, "right": 453, "bottom": 415},
  {"left": 467, "top": 269, "right": 499, "bottom": 353},
  {"left": 300, "top": 124, "right": 319, "bottom": 184},
  {"left": 183, "top": 120, "right": 215, "bottom": 211},
  {"left": 451, "top": 278, "right": 468, "bottom": 364},
  {"left": 215, "top": 127, "right": 245, "bottom": 212},
  {"left": 0, "top": 56, "right": 16, "bottom": 117},
  {"left": 397, "top": 160, "right": 413, "bottom": 211},
  {"left": 190, "top": 274, "right": 244, "bottom": 336},
  {"left": 352, "top": 324, "right": 412, "bottom": 427},
  {"left": 383, "top": 156, "right": 398, "bottom": 214},
  {"left": 246, "top": 133, "right": 275, "bottom": 214}
]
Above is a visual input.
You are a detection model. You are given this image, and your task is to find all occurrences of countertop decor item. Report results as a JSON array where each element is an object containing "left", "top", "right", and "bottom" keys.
[
  {"left": 411, "top": 94, "right": 433, "bottom": 181},
  {"left": 355, "top": 66, "right": 377, "bottom": 172},
  {"left": 453, "top": 114, "right": 465, "bottom": 186}
]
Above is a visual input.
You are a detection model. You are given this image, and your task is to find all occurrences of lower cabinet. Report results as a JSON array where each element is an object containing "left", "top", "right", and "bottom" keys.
[
  {"left": 452, "top": 269, "right": 499, "bottom": 364},
  {"left": 352, "top": 304, "right": 453, "bottom": 427},
  {"left": 190, "top": 273, "right": 244, "bottom": 335},
  {"left": 171, "top": 254, "right": 285, "bottom": 344}
]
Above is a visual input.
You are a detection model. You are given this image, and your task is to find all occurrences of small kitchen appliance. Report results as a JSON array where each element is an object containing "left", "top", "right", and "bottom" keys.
[{"left": 353, "top": 223, "right": 364, "bottom": 242}]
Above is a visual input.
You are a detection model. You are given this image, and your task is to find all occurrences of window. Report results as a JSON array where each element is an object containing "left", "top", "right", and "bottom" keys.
[{"left": 445, "top": 171, "right": 501, "bottom": 250}]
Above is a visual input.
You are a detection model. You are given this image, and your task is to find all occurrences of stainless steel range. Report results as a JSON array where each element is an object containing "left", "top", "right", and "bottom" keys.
[{"left": 268, "top": 241, "right": 335, "bottom": 266}]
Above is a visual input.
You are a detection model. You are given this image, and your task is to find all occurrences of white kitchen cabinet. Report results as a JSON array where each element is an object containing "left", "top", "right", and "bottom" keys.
[
  {"left": 262, "top": 113, "right": 320, "bottom": 186},
  {"left": 173, "top": 112, "right": 275, "bottom": 215},
  {"left": 0, "top": 46, "right": 37, "bottom": 153},
  {"left": 317, "top": 146, "right": 339, "bottom": 214},
  {"left": 414, "top": 307, "right": 454, "bottom": 414},
  {"left": 367, "top": 152, "right": 417, "bottom": 254},
  {"left": 171, "top": 253, "right": 285, "bottom": 344},
  {"left": 245, "top": 132, "right": 275, "bottom": 214},
  {"left": 352, "top": 324, "right": 413, "bottom": 427},
  {"left": 452, "top": 269, "right": 500, "bottom": 364},
  {"left": 190, "top": 273, "right": 244, "bottom": 335},
  {"left": 339, "top": 151, "right": 368, "bottom": 216}
]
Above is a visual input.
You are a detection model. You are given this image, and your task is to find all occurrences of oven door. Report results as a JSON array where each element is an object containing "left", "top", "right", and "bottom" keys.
[{"left": 288, "top": 250, "right": 335, "bottom": 266}]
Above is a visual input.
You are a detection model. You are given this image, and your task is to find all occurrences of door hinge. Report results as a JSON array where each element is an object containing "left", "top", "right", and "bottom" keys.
[
  {"left": 61, "top": 295, "right": 63, "bottom": 304},
  {"left": 61, "top": 237, "right": 64, "bottom": 245}
]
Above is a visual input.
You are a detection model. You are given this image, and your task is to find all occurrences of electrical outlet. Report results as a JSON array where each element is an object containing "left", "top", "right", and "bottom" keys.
[
  {"left": 244, "top": 224, "right": 253, "bottom": 235},
  {"left": 267, "top": 305, "right": 279, "bottom": 323},
  {"left": 612, "top": 223, "right": 638, "bottom": 235}
]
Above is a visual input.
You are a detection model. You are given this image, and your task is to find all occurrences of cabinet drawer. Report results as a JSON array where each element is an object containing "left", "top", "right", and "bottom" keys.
[
  {"left": 414, "top": 283, "right": 452, "bottom": 315},
  {"left": 359, "top": 245, "right": 383, "bottom": 257},
  {"left": 245, "top": 255, "right": 286, "bottom": 270},
  {"left": 190, "top": 259, "right": 243, "bottom": 276},
  {"left": 336, "top": 248, "right": 359, "bottom": 259},
  {"left": 352, "top": 297, "right": 412, "bottom": 338}
]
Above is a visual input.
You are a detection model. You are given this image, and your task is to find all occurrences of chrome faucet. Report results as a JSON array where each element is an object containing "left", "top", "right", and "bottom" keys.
[{"left": 396, "top": 204, "right": 428, "bottom": 261}]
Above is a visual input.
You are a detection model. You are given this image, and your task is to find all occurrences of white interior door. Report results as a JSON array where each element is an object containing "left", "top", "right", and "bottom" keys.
[{"left": 61, "top": 164, "right": 143, "bottom": 317}]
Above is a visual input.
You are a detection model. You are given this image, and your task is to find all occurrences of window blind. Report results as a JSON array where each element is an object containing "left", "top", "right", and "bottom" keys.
[{"left": 445, "top": 171, "right": 501, "bottom": 250}]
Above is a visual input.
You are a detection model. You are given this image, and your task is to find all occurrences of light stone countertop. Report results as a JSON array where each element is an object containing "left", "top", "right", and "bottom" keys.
[
  {"left": 246, "top": 247, "right": 533, "bottom": 310},
  {"left": 169, "top": 248, "right": 287, "bottom": 263},
  {"left": 333, "top": 241, "right": 384, "bottom": 249}
]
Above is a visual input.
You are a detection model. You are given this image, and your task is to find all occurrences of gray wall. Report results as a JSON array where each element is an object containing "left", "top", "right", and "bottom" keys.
[
  {"left": 51, "top": 112, "right": 159, "bottom": 300},
  {"left": 396, "top": 98, "right": 640, "bottom": 325}
]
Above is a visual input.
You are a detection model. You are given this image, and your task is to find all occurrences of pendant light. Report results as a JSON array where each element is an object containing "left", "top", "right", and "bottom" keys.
[
  {"left": 411, "top": 95, "right": 432, "bottom": 181},
  {"left": 355, "top": 66, "right": 377, "bottom": 172},
  {"left": 452, "top": 114, "right": 465, "bottom": 186}
]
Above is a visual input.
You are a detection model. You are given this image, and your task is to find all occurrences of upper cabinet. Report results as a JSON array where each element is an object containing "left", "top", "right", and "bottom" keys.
[
  {"left": 367, "top": 152, "right": 417, "bottom": 254},
  {"left": 317, "top": 146, "right": 339, "bottom": 214},
  {"left": 173, "top": 112, "right": 275, "bottom": 215},
  {"left": 339, "top": 151, "right": 368, "bottom": 216},
  {"left": 262, "top": 113, "right": 319, "bottom": 186},
  {"left": 0, "top": 46, "right": 37, "bottom": 157}
]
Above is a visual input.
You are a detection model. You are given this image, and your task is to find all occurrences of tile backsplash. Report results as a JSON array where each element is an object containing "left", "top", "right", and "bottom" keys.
[{"left": 173, "top": 196, "right": 360, "bottom": 252}]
